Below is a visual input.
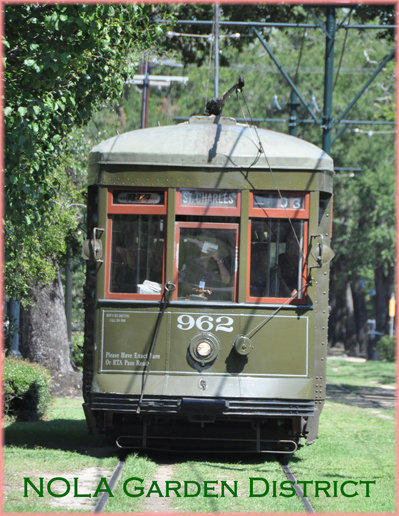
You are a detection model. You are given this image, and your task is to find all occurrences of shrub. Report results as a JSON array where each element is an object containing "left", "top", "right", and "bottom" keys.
[
  {"left": 4, "top": 357, "right": 52, "bottom": 420},
  {"left": 376, "top": 335, "right": 396, "bottom": 362}
]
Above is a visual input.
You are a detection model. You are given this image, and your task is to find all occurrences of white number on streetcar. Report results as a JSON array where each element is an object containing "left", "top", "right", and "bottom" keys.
[{"left": 177, "top": 315, "right": 234, "bottom": 332}]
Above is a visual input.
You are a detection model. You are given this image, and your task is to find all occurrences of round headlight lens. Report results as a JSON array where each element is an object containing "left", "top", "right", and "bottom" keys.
[
  {"left": 196, "top": 341, "right": 212, "bottom": 357},
  {"left": 189, "top": 333, "right": 220, "bottom": 367}
]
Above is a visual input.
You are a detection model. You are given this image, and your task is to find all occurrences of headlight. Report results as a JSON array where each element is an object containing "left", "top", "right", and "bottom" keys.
[
  {"left": 189, "top": 333, "right": 220, "bottom": 366},
  {"left": 196, "top": 341, "right": 212, "bottom": 357}
]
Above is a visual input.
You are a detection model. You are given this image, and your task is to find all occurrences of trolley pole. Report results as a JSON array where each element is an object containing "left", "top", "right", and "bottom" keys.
[
  {"left": 322, "top": 7, "right": 336, "bottom": 154},
  {"left": 214, "top": 4, "right": 220, "bottom": 98}
]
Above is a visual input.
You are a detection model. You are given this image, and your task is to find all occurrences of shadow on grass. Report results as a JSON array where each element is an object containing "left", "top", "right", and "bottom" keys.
[
  {"left": 326, "top": 382, "right": 395, "bottom": 409},
  {"left": 139, "top": 448, "right": 305, "bottom": 470},
  {"left": 4, "top": 418, "right": 121, "bottom": 459}
]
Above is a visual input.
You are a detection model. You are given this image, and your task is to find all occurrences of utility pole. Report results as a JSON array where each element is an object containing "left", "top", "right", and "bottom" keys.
[
  {"left": 214, "top": 4, "right": 220, "bottom": 98},
  {"left": 140, "top": 58, "right": 150, "bottom": 129},
  {"left": 288, "top": 90, "right": 299, "bottom": 136},
  {"left": 322, "top": 7, "right": 336, "bottom": 154},
  {"left": 127, "top": 72, "right": 188, "bottom": 129}
]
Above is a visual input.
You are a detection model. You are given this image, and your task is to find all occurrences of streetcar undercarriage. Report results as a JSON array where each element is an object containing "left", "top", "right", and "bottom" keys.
[{"left": 84, "top": 394, "right": 318, "bottom": 453}]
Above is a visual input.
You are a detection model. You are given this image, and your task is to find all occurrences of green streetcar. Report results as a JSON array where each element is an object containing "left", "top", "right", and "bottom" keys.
[{"left": 82, "top": 114, "right": 334, "bottom": 453}]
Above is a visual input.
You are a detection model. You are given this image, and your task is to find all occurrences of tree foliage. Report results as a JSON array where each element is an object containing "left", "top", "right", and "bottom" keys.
[{"left": 4, "top": 4, "right": 172, "bottom": 303}]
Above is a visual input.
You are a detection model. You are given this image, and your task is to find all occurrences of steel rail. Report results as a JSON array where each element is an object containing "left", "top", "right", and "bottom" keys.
[
  {"left": 281, "top": 462, "right": 316, "bottom": 513},
  {"left": 93, "top": 458, "right": 126, "bottom": 513}
]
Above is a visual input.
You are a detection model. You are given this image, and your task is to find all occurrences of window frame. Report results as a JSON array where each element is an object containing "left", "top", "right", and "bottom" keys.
[
  {"left": 247, "top": 191, "right": 310, "bottom": 305},
  {"left": 174, "top": 221, "right": 240, "bottom": 302},
  {"left": 105, "top": 188, "right": 167, "bottom": 300}
]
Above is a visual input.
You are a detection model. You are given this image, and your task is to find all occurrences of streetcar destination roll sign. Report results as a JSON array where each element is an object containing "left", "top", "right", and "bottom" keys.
[{"left": 181, "top": 190, "right": 237, "bottom": 207}]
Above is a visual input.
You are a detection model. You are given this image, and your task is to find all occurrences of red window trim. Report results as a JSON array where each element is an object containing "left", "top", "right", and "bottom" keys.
[
  {"left": 246, "top": 218, "right": 309, "bottom": 305},
  {"left": 107, "top": 187, "right": 167, "bottom": 215},
  {"left": 249, "top": 191, "right": 310, "bottom": 219},
  {"left": 173, "top": 221, "right": 239, "bottom": 302},
  {"left": 105, "top": 214, "right": 166, "bottom": 301},
  {"left": 176, "top": 190, "right": 241, "bottom": 217}
]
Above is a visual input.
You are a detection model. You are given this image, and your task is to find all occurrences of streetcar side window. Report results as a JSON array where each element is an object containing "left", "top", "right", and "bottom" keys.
[
  {"left": 250, "top": 220, "right": 303, "bottom": 298},
  {"left": 106, "top": 188, "right": 167, "bottom": 299},
  {"left": 110, "top": 215, "right": 164, "bottom": 295},
  {"left": 248, "top": 191, "right": 309, "bottom": 302}
]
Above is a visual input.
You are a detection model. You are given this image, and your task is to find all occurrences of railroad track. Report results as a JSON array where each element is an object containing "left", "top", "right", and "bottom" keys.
[
  {"left": 280, "top": 460, "right": 316, "bottom": 513},
  {"left": 93, "top": 454, "right": 317, "bottom": 513},
  {"left": 93, "top": 457, "right": 126, "bottom": 513}
]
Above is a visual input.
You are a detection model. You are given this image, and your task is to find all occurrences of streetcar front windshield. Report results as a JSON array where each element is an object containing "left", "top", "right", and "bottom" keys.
[{"left": 177, "top": 225, "right": 237, "bottom": 302}]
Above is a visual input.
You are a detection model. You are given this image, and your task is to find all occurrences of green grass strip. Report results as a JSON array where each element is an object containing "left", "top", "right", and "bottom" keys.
[
  {"left": 327, "top": 357, "right": 395, "bottom": 387},
  {"left": 291, "top": 400, "right": 395, "bottom": 513},
  {"left": 171, "top": 458, "right": 305, "bottom": 512}
]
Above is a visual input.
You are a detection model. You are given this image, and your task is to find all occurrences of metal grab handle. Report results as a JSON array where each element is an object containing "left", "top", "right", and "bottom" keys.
[{"left": 164, "top": 281, "right": 176, "bottom": 293}]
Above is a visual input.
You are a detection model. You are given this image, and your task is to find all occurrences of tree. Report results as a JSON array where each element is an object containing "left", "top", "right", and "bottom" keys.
[
  {"left": 5, "top": 4, "right": 170, "bottom": 302},
  {"left": 4, "top": 4, "right": 172, "bottom": 378}
]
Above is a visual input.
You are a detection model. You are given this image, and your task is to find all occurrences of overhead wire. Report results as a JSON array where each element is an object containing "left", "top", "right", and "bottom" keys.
[
  {"left": 333, "top": 9, "right": 352, "bottom": 90},
  {"left": 293, "top": 12, "right": 309, "bottom": 83}
]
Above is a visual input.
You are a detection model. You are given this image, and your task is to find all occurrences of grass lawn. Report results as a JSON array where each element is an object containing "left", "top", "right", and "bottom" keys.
[
  {"left": 104, "top": 454, "right": 158, "bottom": 513},
  {"left": 290, "top": 398, "right": 395, "bottom": 513},
  {"left": 4, "top": 398, "right": 119, "bottom": 512},
  {"left": 3, "top": 359, "right": 396, "bottom": 513},
  {"left": 326, "top": 357, "right": 396, "bottom": 387},
  {"left": 170, "top": 396, "right": 395, "bottom": 513},
  {"left": 171, "top": 458, "right": 305, "bottom": 512}
]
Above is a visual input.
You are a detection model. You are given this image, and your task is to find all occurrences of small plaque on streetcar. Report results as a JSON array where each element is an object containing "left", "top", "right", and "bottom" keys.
[{"left": 113, "top": 191, "right": 164, "bottom": 205}]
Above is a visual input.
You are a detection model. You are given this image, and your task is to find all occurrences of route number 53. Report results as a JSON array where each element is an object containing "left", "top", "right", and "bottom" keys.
[{"left": 177, "top": 315, "right": 234, "bottom": 332}]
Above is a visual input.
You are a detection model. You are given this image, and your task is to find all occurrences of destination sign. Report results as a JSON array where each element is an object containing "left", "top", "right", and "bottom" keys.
[
  {"left": 181, "top": 190, "right": 237, "bottom": 208},
  {"left": 253, "top": 193, "right": 304, "bottom": 210},
  {"left": 114, "top": 191, "right": 164, "bottom": 205}
]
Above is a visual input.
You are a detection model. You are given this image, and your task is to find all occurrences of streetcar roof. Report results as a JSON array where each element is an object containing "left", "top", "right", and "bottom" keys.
[{"left": 89, "top": 115, "right": 334, "bottom": 173}]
